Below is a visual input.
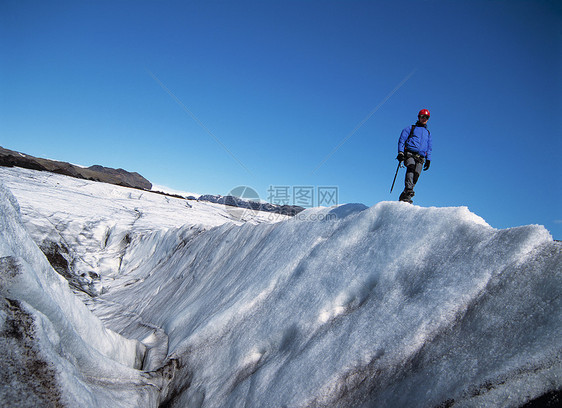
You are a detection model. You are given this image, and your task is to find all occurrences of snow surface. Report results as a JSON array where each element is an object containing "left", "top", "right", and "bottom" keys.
[
  {"left": 0, "top": 182, "right": 160, "bottom": 407},
  {"left": 0, "top": 167, "right": 288, "bottom": 297},
  {"left": 1, "top": 166, "right": 561, "bottom": 407}
]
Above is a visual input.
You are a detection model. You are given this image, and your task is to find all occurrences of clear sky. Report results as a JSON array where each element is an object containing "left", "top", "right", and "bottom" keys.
[{"left": 1, "top": 0, "right": 561, "bottom": 238}]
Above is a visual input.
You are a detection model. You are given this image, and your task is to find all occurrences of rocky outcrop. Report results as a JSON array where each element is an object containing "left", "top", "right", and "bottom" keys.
[
  {"left": 198, "top": 194, "right": 305, "bottom": 216},
  {"left": 0, "top": 146, "right": 152, "bottom": 190}
]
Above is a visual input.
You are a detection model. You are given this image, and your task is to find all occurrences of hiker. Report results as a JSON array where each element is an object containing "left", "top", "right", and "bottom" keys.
[{"left": 396, "top": 109, "right": 432, "bottom": 204}]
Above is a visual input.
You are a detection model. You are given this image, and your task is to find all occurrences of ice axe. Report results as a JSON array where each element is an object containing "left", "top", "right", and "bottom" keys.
[{"left": 390, "top": 161, "right": 404, "bottom": 193}]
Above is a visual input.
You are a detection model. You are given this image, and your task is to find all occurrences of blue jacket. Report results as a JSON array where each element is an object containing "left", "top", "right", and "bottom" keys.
[{"left": 398, "top": 124, "right": 432, "bottom": 161}]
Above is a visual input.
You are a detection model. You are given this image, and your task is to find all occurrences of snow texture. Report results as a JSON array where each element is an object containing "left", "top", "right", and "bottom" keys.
[
  {"left": 0, "top": 167, "right": 287, "bottom": 297},
  {"left": 0, "top": 182, "right": 162, "bottom": 407},
  {"left": 1, "top": 166, "right": 561, "bottom": 407}
]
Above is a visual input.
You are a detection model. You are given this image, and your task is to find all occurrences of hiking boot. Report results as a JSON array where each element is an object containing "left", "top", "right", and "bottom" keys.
[{"left": 399, "top": 190, "right": 414, "bottom": 204}]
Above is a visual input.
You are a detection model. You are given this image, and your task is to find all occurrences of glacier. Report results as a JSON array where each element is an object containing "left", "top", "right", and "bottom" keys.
[
  {"left": 0, "top": 167, "right": 560, "bottom": 407},
  {"left": 0, "top": 167, "right": 288, "bottom": 298}
]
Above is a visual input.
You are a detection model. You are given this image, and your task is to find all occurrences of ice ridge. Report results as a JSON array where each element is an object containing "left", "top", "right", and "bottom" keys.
[
  {"left": 1, "top": 175, "right": 560, "bottom": 407},
  {"left": 92, "top": 202, "right": 561, "bottom": 407}
]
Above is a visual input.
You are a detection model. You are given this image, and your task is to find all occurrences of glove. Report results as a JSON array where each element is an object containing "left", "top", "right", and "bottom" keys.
[
  {"left": 396, "top": 152, "right": 405, "bottom": 162},
  {"left": 423, "top": 160, "right": 431, "bottom": 171}
]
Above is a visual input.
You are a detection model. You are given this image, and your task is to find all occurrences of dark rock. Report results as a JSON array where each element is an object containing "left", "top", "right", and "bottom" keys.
[
  {"left": 522, "top": 389, "right": 562, "bottom": 407},
  {"left": 0, "top": 298, "right": 64, "bottom": 407},
  {"left": 0, "top": 146, "right": 152, "bottom": 190}
]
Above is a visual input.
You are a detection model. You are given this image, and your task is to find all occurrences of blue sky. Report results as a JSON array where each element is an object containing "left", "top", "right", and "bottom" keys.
[{"left": 1, "top": 0, "right": 561, "bottom": 238}]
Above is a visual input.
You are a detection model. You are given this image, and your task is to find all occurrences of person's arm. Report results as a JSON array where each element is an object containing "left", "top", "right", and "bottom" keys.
[
  {"left": 398, "top": 127, "right": 409, "bottom": 153},
  {"left": 423, "top": 129, "right": 432, "bottom": 170},
  {"left": 426, "top": 129, "right": 432, "bottom": 161}
]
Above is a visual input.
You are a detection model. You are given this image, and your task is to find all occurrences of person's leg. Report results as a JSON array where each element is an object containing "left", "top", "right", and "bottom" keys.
[
  {"left": 412, "top": 160, "right": 423, "bottom": 186},
  {"left": 399, "top": 156, "right": 417, "bottom": 203},
  {"left": 399, "top": 156, "right": 423, "bottom": 203}
]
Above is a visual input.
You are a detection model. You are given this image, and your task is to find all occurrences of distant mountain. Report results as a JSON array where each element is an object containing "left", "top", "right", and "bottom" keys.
[
  {"left": 0, "top": 146, "right": 305, "bottom": 217},
  {"left": 197, "top": 194, "right": 305, "bottom": 216},
  {"left": 0, "top": 146, "right": 152, "bottom": 190}
]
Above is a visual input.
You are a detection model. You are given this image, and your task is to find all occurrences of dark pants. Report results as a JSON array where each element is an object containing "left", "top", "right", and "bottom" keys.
[{"left": 400, "top": 152, "right": 424, "bottom": 201}]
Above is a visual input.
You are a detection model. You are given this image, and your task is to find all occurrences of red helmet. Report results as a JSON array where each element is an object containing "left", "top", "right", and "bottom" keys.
[{"left": 418, "top": 109, "right": 430, "bottom": 117}]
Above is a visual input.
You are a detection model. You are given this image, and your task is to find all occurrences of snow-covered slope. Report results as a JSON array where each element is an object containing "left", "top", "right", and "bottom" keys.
[
  {"left": 0, "top": 167, "right": 288, "bottom": 297},
  {"left": 91, "top": 203, "right": 561, "bottom": 408},
  {"left": 0, "top": 183, "right": 161, "bottom": 407},
  {"left": 1, "top": 167, "right": 561, "bottom": 407}
]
